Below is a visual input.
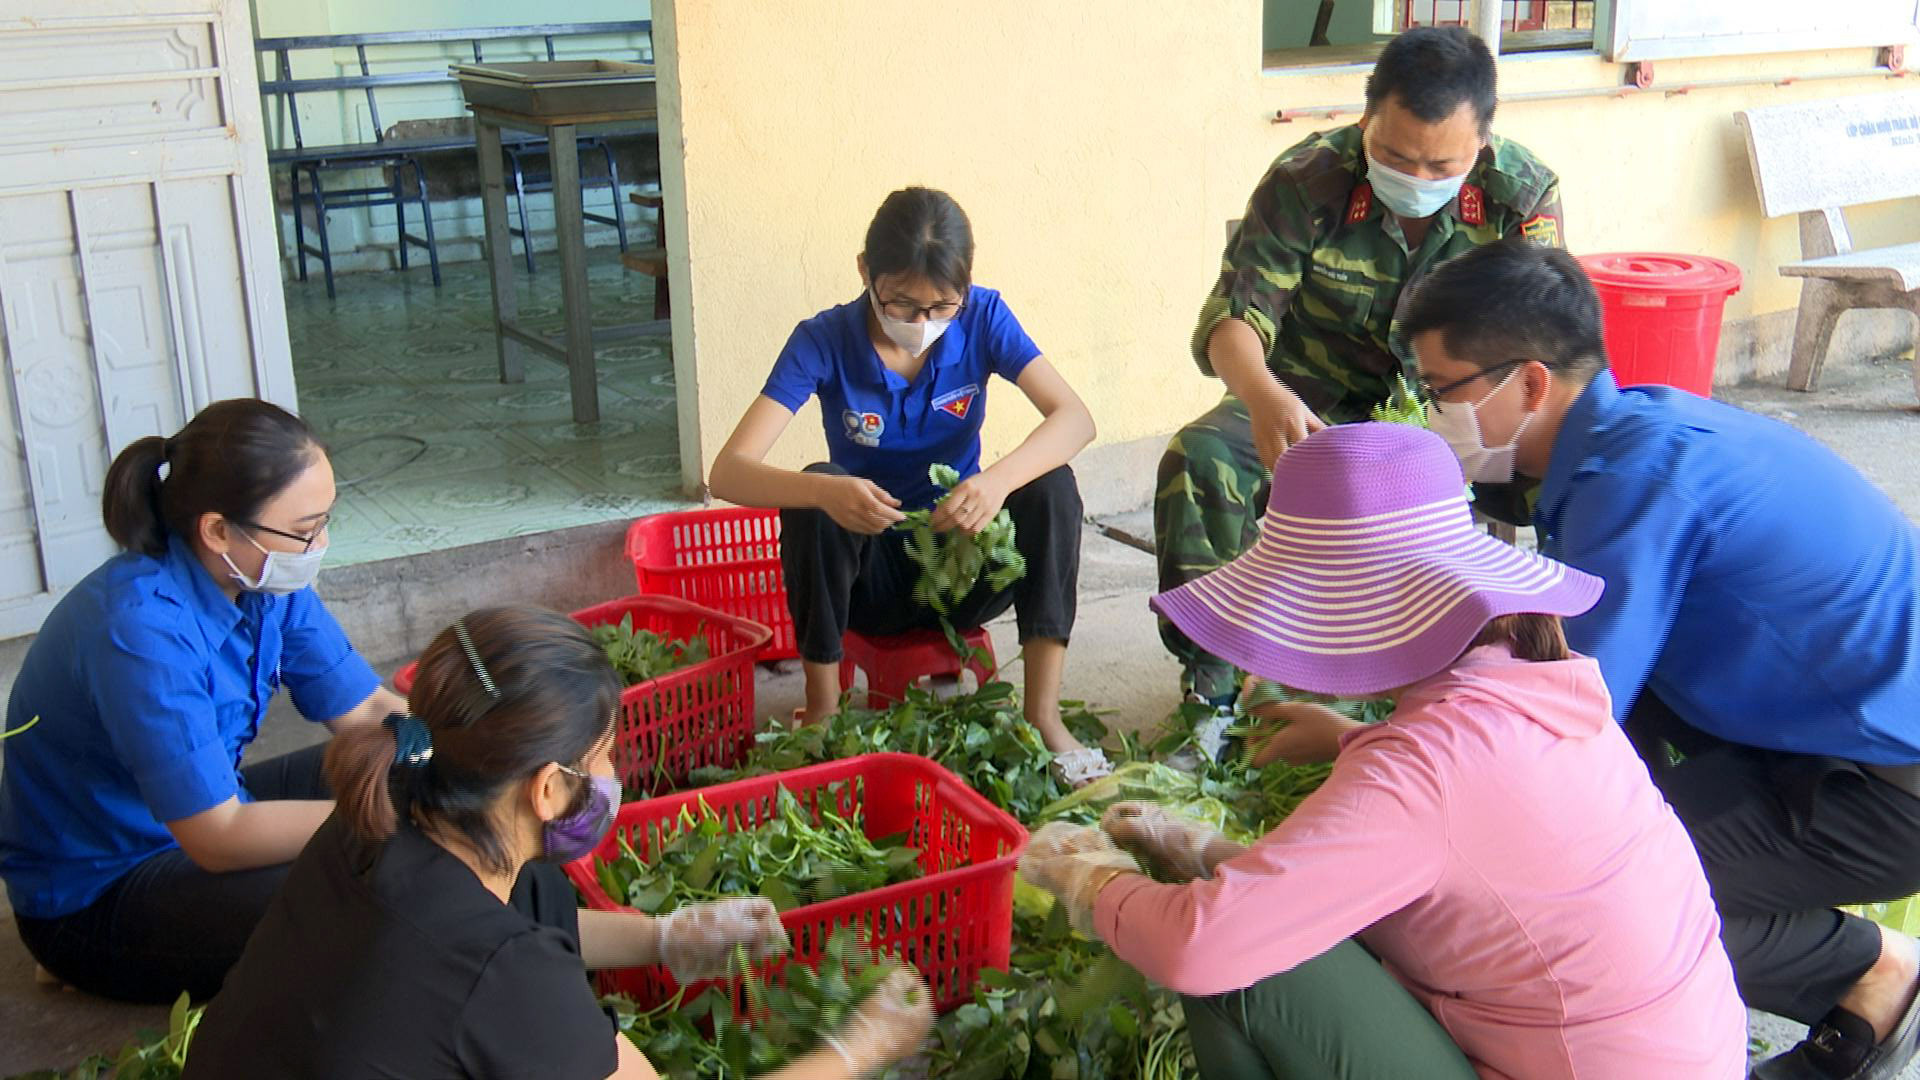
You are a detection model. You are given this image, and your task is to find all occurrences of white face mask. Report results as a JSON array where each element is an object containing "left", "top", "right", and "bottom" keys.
[
  {"left": 1365, "top": 149, "right": 1469, "bottom": 220},
  {"left": 1426, "top": 369, "right": 1536, "bottom": 484},
  {"left": 223, "top": 529, "right": 328, "bottom": 595},
  {"left": 869, "top": 291, "right": 953, "bottom": 357}
]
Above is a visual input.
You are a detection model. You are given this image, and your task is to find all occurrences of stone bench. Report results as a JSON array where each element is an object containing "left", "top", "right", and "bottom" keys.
[{"left": 1736, "top": 91, "right": 1920, "bottom": 400}]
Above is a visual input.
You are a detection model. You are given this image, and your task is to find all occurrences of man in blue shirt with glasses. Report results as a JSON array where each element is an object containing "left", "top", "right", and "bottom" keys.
[{"left": 1403, "top": 239, "right": 1920, "bottom": 1080}]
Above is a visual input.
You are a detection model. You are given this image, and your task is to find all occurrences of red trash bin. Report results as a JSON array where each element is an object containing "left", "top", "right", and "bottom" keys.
[{"left": 1577, "top": 253, "right": 1742, "bottom": 397}]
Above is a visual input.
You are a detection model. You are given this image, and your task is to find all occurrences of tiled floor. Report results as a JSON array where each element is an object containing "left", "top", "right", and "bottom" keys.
[{"left": 286, "top": 250, "right": 693, "bottom": 565}]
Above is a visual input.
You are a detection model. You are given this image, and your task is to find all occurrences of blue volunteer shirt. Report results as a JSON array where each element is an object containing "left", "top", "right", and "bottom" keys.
[
  {"left": 760, "top": 286, "right": 1042, "bottom": 510},
  {"left": 0, "top": 536, "right": 380, "bottom": 919},
  {"left": 1536, "top": 371, "right": 1920, "bottom": 763}
]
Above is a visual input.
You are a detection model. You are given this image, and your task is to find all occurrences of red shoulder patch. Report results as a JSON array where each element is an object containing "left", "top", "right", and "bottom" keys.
[
  {"left": 1457, "top": 183, "right": 1485, "bottom": 226},
  {"left": 1345, "top": 183, "right": 1373, "bottom": 225}
]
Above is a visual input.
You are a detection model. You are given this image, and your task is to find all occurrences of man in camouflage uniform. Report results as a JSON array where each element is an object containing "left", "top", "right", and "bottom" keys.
[{"left": 1156, "top": 26, "right": 1566, "bottom": 710}]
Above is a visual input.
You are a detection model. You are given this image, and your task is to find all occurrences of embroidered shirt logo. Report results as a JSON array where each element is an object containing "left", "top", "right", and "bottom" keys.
[
  {"left": 842, "top": 409, "right": 884, "bottom": 447},
  {"left": 932, "top": 384, "right": 979, "bottom": 421}
]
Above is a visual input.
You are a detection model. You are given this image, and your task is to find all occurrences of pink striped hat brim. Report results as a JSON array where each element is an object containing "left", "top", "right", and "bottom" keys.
[{"left": 1151, "top": 492, "right": 1603, "bottom": 697}]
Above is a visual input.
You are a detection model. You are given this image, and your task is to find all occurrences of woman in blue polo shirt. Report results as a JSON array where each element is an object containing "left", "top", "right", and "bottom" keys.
[
  {"left": 708, "top": 186, "right": 1108, "bottom": 785},
  {"left": 0, "top": 399, "right": 407, "bottom": 1003}
]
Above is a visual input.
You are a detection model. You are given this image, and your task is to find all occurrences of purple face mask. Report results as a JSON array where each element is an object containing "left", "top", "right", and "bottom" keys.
[{"left": 542, "top": 767, "right": 619, "bottom": 863}]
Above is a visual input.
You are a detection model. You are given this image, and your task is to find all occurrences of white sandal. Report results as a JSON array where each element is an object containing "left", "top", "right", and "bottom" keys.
[{"left": 1050, "top": 746, "right": 1113, "bottom": 789}]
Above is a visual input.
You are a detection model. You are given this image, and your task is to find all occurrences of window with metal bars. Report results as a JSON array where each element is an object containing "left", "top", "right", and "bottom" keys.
[
  {"left": 1264, "top": 0, "right": 1598, "bottom": 70},
  {"left": 1399, "top": 1, "right": 1596, "bottom": 34}
]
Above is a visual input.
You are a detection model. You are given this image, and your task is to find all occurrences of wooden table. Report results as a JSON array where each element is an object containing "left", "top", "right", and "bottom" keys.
[{"left": 470, "top": 103, "right": 666, "bottom": 423}]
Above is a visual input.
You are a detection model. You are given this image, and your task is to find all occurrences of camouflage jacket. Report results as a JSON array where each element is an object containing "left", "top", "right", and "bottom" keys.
[{"left": 1192, "top": 124, "right": 1565, "bottom": 423}]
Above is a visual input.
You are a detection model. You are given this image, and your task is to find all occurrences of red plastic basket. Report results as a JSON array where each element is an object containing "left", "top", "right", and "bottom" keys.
[
  {"left": 566, "top": 752, "right": 1027, "bottom": 1014},
  {"left": 391, "top": 595, "right": 771, "bottom": 793},
  {"left": 627, "top": 507, "right": 796, "bottom": 661}
]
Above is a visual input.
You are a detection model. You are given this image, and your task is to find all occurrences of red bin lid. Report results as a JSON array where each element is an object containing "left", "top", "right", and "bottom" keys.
[{"left": 1578, "top": 252, "right": 1742, "bottom": 295}]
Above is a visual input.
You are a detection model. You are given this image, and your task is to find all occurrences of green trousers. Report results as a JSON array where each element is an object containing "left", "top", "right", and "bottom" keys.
[
  {"left": 1155, "top": 394, "right": 1266, "bottom": 701},
  {"left": 1179, "top": 940, "right": 1478, "bottom": 1080}
]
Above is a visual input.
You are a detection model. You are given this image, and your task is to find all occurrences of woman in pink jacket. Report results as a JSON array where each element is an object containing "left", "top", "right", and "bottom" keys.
[{"left": 1020, "top": 422, "right": 1747, "bottom": 1079}]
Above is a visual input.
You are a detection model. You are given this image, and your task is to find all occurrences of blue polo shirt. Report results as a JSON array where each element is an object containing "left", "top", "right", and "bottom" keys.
[
  {"left": 1536, "top": 371, "right": 1920, "bottom": 763},
  {"left": 0, "top": 536, "right": 380, "bottom": 919},
  {"left": 760, "top": 286, "right": 1042, "bottom": 510}
]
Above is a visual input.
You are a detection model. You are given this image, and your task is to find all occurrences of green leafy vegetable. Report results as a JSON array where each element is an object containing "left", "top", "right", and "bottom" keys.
[
  {"left": 1370, "top": 372, "right": 1430, "bottom": 428},
  {"left": 592, "top": 614, "right": 711, "bottom": 687},
  {"left": 592, "top": 785, "right": 922, "bottom": 914},
  {"left": 695, "top": 679, "right": 1110, "bottom": 824},
  {"left": 895, "top": 463, "right": 1026, "bottom": 616},
  {"left": 604, "top": 927, "right": 898, "bottom": 1078}
]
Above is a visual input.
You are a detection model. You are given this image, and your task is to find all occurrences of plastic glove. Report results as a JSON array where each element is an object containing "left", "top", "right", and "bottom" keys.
[
  {"left": 822, "top": 964, "right": 935, "bottom": 1077},
  {"left": 1017, "top": 822, "right": 1141, "bottom": 934},
  {"left": 653, "top": 898, "right": 789, "bottom": 983},
  {"left": 1101, "top": 801, "right": 1228, "bottom": 883}
]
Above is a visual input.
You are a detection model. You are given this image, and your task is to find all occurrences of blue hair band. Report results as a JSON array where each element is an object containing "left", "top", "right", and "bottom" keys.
[{"left": 383, "top": 712, "right": 433, "bottom": 768}]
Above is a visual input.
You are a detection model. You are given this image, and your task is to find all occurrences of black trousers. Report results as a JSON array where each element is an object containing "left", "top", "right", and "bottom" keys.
[
  {"left": 15, "top": 742, "right": 333, "bottom": 1003},
  {"left": 780, "top": 464, "right": 1082, "bottom": 665},
  {"left": 1627, "top": 694, "right": 1920, "bottom": 1023}
]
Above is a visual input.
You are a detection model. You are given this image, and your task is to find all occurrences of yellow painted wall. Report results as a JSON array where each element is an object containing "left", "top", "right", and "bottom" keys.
[{"left": 658, "top": 0, "right": 1915, "bottom": 492}]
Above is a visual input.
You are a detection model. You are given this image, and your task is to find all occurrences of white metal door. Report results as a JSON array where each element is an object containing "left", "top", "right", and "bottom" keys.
[{"left": 0, "top": 0, "right": 293, "bottom": 639}]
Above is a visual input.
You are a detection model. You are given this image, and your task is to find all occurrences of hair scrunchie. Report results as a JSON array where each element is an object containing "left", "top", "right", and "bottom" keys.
[{"left": 383, "top": 712, "right": 434, "bottom": 768}]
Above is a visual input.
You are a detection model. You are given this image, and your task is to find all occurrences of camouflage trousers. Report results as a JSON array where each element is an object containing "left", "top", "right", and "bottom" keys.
[{"left": 1154, "top": 393, "right": 1268, "bottom": 700}]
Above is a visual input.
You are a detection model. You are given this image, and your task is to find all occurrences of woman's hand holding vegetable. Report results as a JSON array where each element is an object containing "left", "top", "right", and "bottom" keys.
[
  {"left": 815, "top": 474, "right": 906, "bottom": 535},
  {"left": 1100, "top": 802, "right": 1238, "bottom": 883},
  {"left": 652, "top": 898, "right": 790, "bottom": 983},
  {"left": 928, "top": 471, "right": 1009, "bottom": 536},
  {"left": 1017, "top": 822, "right": 1142, "bottom": 934},
  {"left": 822, "top": 964, "right": 936, "bottom": 1077},
  {"left": 1243, "top": 700, "right": 1362, "bottom": 766}
]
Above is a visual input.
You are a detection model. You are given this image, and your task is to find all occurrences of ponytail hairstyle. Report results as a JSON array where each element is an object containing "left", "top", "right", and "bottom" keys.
[
  {"left": 1468, "top": 613, "right": 1572, "bottom": 662},
  {"left": 102, "top": 399, "right": 322, "bottom": 557},
  {"left": 862, "top": 186, "right": 974, "bottom": 295},
  {"left": 324, "top": 605, "right": 622, "bottom": 873}
]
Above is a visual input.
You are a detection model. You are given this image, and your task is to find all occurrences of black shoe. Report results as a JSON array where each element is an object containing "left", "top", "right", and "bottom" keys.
[{"left": 1751, "top": 990, "right": 1920, "bottom": 1080}]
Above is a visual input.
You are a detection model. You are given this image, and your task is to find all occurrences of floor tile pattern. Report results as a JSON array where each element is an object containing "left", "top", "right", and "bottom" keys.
[{"left": 284, "top": 252, "right": 692, "bottom": 565}]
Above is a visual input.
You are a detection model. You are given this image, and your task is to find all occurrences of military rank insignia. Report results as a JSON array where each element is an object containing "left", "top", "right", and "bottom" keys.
[
  {"left": 1457, "top": 183, "right": 1485, "bottom": 226},
  {"left": 1346, "top": 183, "right": 1373, "bottom": 224}
]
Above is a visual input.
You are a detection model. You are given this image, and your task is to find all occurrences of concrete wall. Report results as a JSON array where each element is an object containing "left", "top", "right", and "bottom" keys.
[{"left": 656, "top": 0, "right": 1917, "bottom": 499}]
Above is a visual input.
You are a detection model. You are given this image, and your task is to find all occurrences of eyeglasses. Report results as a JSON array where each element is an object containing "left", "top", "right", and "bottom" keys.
[
  {"left": 1418, "top": 359, "right": 1528, "bottom": 403},
  {"left": 238, "top": 515, "right": 331, "bottom": 553},
  {"left": 873, "top": 289, "right": 964, "bottom": 323}
]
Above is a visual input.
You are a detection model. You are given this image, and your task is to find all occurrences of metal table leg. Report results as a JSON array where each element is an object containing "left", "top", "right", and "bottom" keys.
[
  {"left": 550, "top": 122, "right": 599, "bottom": 424},
  {"left": 476, "top": 119, "right": 525, "bottom": 385}
]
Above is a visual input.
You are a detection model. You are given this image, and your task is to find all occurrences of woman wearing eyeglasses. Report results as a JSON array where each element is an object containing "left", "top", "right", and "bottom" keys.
[
  {"left": 708, "top": 186, "right": 1109, "bottom": 785},
  {"left": 0, "top": 399, "right": 409, "bottom": 1003}
]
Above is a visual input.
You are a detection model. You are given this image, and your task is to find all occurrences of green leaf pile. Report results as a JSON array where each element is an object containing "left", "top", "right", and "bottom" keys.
[
  {"left": 592, "top": 613, "right": 711, "bottom": 687},
  {"left": 592, "top": 785, "right": 922, "bottom": 914},
  {"left": 895, "top": 463, "right": 1026, "bottom": 615},
  {"left": 694, "top": 678, "right": 1111, "bottom": 824},
  {"left": 604, "top": 928, "right": 906, "bottom": 1077}
]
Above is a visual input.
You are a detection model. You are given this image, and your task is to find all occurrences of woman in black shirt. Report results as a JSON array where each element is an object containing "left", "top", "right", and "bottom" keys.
[{"left": 186, "top": 605, "right": 932, "bottom": 1079}]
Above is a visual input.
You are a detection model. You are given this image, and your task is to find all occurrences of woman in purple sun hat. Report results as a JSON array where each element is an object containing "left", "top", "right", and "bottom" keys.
[{"left": 1020, "top": 421, "right": 1747, "bottom": 1079}]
